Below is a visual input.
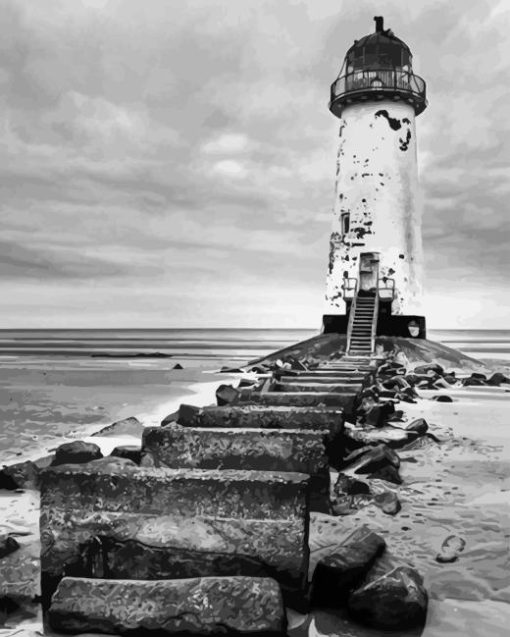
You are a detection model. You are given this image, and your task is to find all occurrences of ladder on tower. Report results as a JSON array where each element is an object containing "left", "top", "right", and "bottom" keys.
[{"left": 346, "top": 293, "right": 379, "bottom": 357}]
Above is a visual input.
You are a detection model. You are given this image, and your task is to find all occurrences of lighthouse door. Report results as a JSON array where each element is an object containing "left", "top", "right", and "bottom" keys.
[{"left": 359, "top": 252, "right": 380, "bottom": 295}]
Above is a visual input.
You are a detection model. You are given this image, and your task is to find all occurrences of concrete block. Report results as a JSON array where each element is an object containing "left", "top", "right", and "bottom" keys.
[
  {"left": 274, "top": 382, "right": 362, "bottom": 393},
  {"left": 244, "top": 392, "right": 356, "bottom": 413},
  {"left": 141, "top": 426, "right": 330, "bottom": 511},
  {"left": 40, "top": 463, "right": 309, "bottom": 609},
  {"left": 48, "top": 576, "right": 286, "bottom": 636}
]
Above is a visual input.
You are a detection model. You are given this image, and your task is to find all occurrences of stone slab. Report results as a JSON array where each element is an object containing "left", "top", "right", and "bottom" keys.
[
  {"left": 40, "top": 463, "right": 309, "bottom": 608},
  {"left": 182, "top": 405, "right": 344, "bottom": 434},
  {"left": 141, "top": 426, "right": 330, "bottom": 511},
  {"left": 277, "top": 375, "right": 365, "bottom": 384},
  {"left": 274, "top": 382, "right": 362, "bottom": 393},
  {"left": 48, "top": 576, "right": 286, "bottom": 636},
  {"left": 244, "top": 392, "right": 357, "bottom": 412}
]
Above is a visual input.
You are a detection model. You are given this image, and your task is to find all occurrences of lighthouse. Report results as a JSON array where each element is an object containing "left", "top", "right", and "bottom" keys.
[{"left": 323, "top": 17, "right": 428, "bottom": 352}]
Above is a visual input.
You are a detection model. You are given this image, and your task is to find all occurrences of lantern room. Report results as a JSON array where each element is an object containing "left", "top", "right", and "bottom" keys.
[{"left": 329, "top": 16, "right": 427, "bottom": 118}]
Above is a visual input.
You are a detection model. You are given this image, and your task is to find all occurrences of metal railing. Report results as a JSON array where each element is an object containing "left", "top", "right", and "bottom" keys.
[
  {"left": 331, "top": 68, "right": 426, "bottom": 109},
  {"left": 345, "top": 279, "right": 359, "bottom": 354},
  {"left": 378, "top": 277, "right": 395, "bottom": 300},
  {"left": 370, "top": 293, "right": 379, "bottom": 356}
]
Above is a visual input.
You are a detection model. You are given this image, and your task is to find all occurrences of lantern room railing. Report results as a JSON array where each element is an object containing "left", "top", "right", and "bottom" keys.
[{"left": 330, "top": 68, "right": 427, "bottom": 115}]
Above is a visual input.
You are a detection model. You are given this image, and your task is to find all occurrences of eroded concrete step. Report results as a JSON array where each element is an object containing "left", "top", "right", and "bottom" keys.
[
  {"left": 180, "top": 405, "right": 344, "bottom": 432},
  {"left": 274, "top": 382, "right": 362, "bottom": 393},
  {"left": 40, "top": 463, "right": 309, "bottom": 609},
  {"left": 244, "top": 392, "right": 357, "bottom": 412},
  {"left": 142, "top": 427, "right": 330, "bottom": 512},
  {"left": 48, "top": 576, "right": 286, "bottom": 637},
  {"left": 277, "top": 375, "right": 365, "bottom": 384}
]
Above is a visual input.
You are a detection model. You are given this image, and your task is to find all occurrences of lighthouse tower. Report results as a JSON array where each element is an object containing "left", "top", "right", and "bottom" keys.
[{"left": 323, "top": 17, "right": 428, "bottom": 346}]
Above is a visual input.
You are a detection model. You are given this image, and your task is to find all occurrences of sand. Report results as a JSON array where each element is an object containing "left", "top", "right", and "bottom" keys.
[{"left": 1, "top": 359, "right": 509, "bottom": 636}]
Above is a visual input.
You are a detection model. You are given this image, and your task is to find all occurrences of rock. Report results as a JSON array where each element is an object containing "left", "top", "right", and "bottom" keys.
[
  {"left": 344, "top": 444, "right": 400, "bottom": 474},
  {"left": 387, "top": 409, "right": 404, "bottom": 422},
  {"left": 368, "top": 464, "right": 402, "bottom": 485},
  {"left": 238, "top": 378, "right": 258, "bottom": 388},
  {"left": 142, "top": 426, "right": 330, "bottom": 512},
  {"left": 110, "top": 445, "right": 141, "bottom": 464},
  {"left": 364, "top": 402, "right": 395, "bottom": 427},
  {"left": 51, "top": 441, "right": 103, "bottom": 466},
  {"left": 0, "top": 461, "right": 39, "bottom": 490},
  {"left": 487, "top": 372, "right": 510, "bottom": 386},
  {"left": 413, "top": 363, "right": 444, "bottom": 376},
  {"left": 0, "top": 536, "right": 20, "bottom": 559},
  {"left": 443, "top": 373, "right": 457, "bottom": 384},
  {"left": 331, "top": 494, "right": 373, "bottom": 516},
  {"left": 311, "top": 526, "right": 386, "bottom": 608},
  {"left": 433, "top": 377, "right": 452, "bottom": 389},
  {"left": 431, "top": 395, "right": 454, "bottom": 402},
  {"left": 373, "top": 491, "right": 401, "bottom": 515},
  {"left": 348, "top": 566, "right": 428, "bottom": 630},
  {"left": 172, "top": 363, "right": 183, "bottom": 369},
  {"left": 405, "top": 418, "right": 429, "bottom": 435},
  {"left": 346, "top": 426, "right": 412, "bottom": 449},
  {"left": 436, "top": 535, "right": 466, "bottom": 563},
  {"left": 176, "top": 403, "right": 201, "bottom": 425},
  {"left": 219, "top": 366, "right": 245, "bottom": 373},
  {"left": 333, "top": 473, "right": 370, "bottom": 497},
  {"left": 160, "top": 410, "right": 179, "bottom": 426},
  {"left": 91, "top": 417, "right": 144, "bottom": 438},
  {"left": 40, "top": 464, "right": 310, "bottom": 610},
  {"left": 48, "top": 576, "right": 287, "bottom": 636},
  {"left": 382, "top": 376, "right": 410, "bottom": 390},
  {"left": 461, "top": 377, "right": 486, "bottom": 387},
  {"left": 216, "top": 384, "right": 241, "bottom": 406},
  {"left": 85, "top": 456, "right": 137, "bottom": 470}
]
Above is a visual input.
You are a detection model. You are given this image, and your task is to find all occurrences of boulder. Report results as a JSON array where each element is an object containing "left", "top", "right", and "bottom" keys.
[
  {"left": 487, "top": 372, "right": 510, "bottom": 386},
  {"left": 216, "top": 384, "right": 241, "bottom": 406},
  {"left": 431, "top": 395, "right": 454, "bottom": 403},
  {"left": 345, "top": 426, "right": 412, "bottom": 449},
  {"left": 364, "top": 402, "right": 395, "bottom": 427},
  {"left": 51, "top": 441, "right": 103, "bottom": 466},
  {"left": 382, "top": 376, "right": 410, "bottom": 390},
  {"left": 0, "top": 460, "right": 39, "bottom": 490},
  {"left": 160, "top": 410, "right": 179, "bottom": 426},
  {"left": 344, "top": 444, "right": 400, "bottom": 474},
  {"left": 348, "top": 566, "right": 428, "bottom": 630},
  {"left": 48, "top": 576, "right": 286, "bottom": 636},
  {"left": 172, "top": 363, "right": 183, "bottom": 369},
  {"left": 405, "top": 418, "right": 429, "bottom": 435},
  {"left": 435, "top": 535, "right": 466, "bottom": 563},
  {"left": 40, "top": 464, "right": 310, "bottom": 609},
  {"left": 110, "top": 445, "right": 141, "bottom": 464},
  {"left": 413, "top": 363, "right": 444, "bottom": 376},
  {"left": 0, "top": 535, "right": 20, "bottom": 560},
  {"left": 311, "top": 526, "right": 386, "bottom": 608},
  {"left": 333, "top": 473, "right": 370, "bottom": 497},
  {"left": 176, "top": 403, "right": 201, "bottom": 425},
  {"left": 368, "top": 464, "right": 403, "bottom": 485},
  {"left": 331, "top": 494, "right": 372, "bottom": 516},
  {"left": 461, "top": 377, "right": 486, "bottom": 387},
  {"left": 373, "top": 491, "right": 401, "bottom": 515},
  {"left": 91, "top": 416, "right": 144, "bottom": 438}
]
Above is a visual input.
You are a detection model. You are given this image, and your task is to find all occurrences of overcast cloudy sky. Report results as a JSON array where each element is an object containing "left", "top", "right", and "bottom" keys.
[{"left": 0, "top": 0, "right": 508, "bottom": 329}]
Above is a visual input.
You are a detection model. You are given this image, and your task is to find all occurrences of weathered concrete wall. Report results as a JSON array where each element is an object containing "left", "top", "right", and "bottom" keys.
[
  {"left": 326, "top": 101, "right": 424, "bottom": 316},
  {"left": 40, "top": 463, "right": 310, "bottom": 607}
]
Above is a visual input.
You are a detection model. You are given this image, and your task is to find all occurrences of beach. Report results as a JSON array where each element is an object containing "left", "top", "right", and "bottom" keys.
[{"left": 0, "top": 328, "right": 509, "bottom": 636}]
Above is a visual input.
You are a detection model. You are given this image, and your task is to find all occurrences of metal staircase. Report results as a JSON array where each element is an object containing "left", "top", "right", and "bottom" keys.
[{"left": 346, "top": 294, "right": 379, "bottom": 357}]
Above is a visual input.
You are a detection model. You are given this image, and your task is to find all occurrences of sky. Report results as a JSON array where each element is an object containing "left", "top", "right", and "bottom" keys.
[{"left": 0, "top": 0, "right": 508, "bottom": 329}]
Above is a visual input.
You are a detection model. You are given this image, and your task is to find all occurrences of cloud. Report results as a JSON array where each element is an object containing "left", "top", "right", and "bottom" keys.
[{"left": 0, "top": 0, "right": 508, "bottom": 327}]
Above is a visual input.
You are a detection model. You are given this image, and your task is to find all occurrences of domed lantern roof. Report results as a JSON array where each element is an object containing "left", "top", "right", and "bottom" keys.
[{"left": 329, "top": 17, "right": 427, "bottom": 117}]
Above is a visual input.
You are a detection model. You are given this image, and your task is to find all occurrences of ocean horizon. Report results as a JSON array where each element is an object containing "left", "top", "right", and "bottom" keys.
[{"left": 1, "top": 328, "right": 509, "bottom": 362}]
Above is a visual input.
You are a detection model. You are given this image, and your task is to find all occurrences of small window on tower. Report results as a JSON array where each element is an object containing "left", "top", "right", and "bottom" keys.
[{"left": 341, "top": 212, "right": 350, "bottom": 235}]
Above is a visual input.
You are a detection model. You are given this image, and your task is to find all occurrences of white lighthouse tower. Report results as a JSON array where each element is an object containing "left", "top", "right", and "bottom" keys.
[{"left": 323, "top": 17, "right": 428, "bottom": 350}]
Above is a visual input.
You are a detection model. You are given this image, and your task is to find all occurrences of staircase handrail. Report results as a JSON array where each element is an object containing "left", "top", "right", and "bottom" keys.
[
  {"left": 346, "top": 279, "right": 359, "bottom": 354},
  {"left": 370, "top": 290, "right": 379, "bottom": 356}
]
